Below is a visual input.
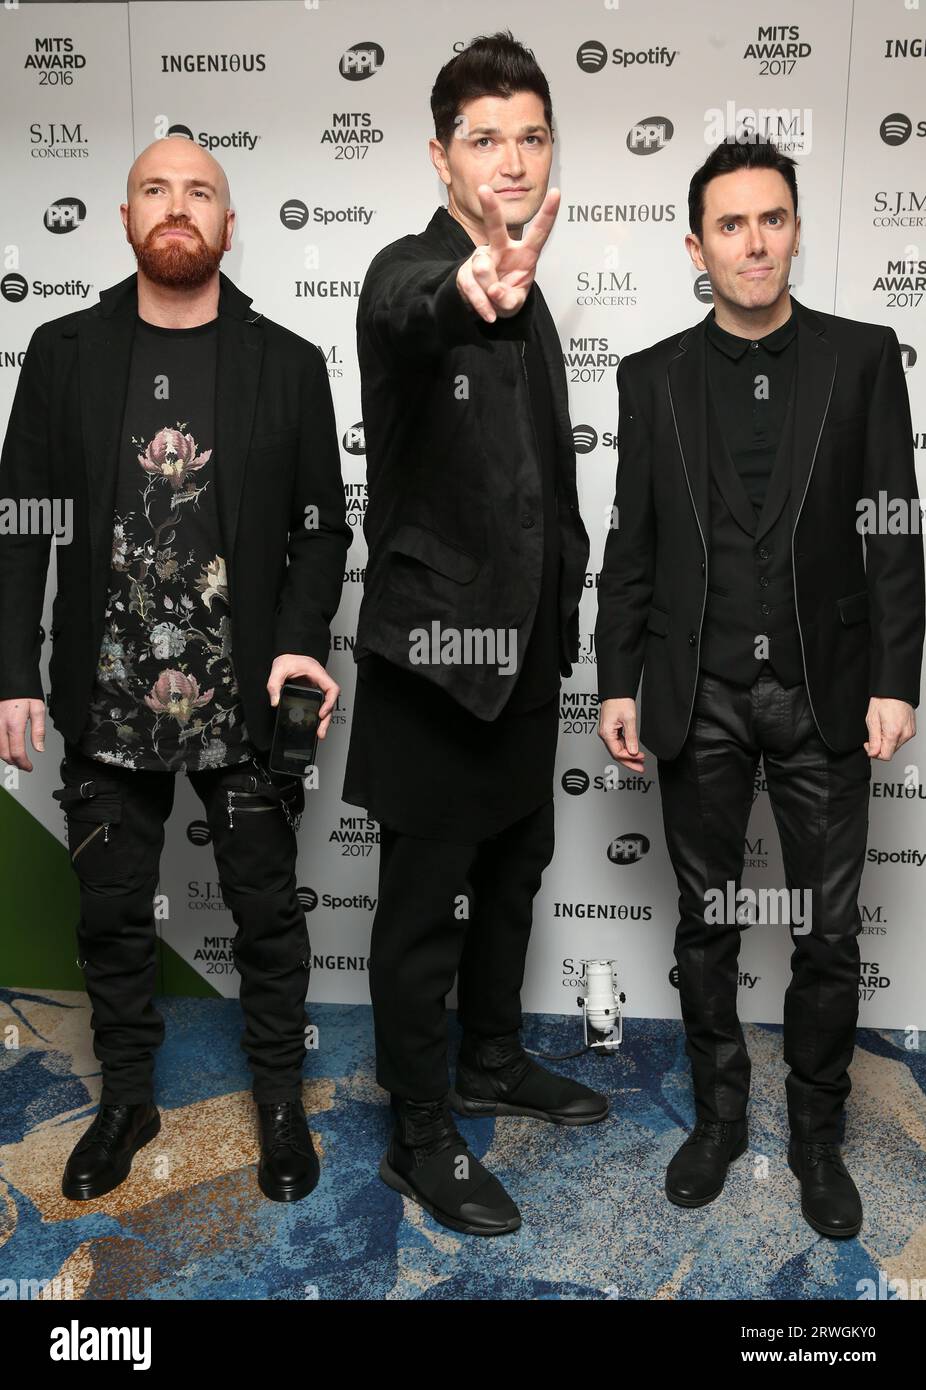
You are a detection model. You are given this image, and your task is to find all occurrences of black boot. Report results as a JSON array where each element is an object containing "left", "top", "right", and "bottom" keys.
[
  {"left": 257, "top": 1099, "right": 320, "bottom": 1203},
  {"left": 788, "top": 1139, "right": 862, "bottom": 1238},
  {"left": 380, "top": 1095, "right": 521, "bottom": 1236},
  {"left": 62, "top": 1102, "right": 161, "bottom": 1201},
  {"left": 665, "top": 1118, "right": 748, "bottom": 1207},
  {"left": 450, "top": 1030, "right": 609, "bottom": 1124}
]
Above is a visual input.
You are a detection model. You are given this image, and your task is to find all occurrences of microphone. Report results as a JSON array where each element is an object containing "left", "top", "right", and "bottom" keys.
[
  {"left": 577, "top": 959, "right": 624, "bottom": 1052},
  {"left": 529, "top": 958, "right": 626, "bottom": 1061}
]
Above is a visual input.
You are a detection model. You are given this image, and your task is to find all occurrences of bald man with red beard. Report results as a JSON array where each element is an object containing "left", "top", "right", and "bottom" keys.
[{"left": 0, "top": 136, "right": 350, "bottom": 1205}]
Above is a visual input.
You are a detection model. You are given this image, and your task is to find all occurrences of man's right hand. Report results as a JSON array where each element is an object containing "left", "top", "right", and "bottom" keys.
[
  {"left": 597, "top": 697, "right": 645, "bottom": 773},
  {"left": 0, "top": 698, "right": 46, "bottom": 772},
  {"left": 456, "top": 184, "right": 560, "bottom": 323}
]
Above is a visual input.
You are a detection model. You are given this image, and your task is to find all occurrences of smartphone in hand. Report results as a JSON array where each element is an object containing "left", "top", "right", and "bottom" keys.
[{"left": 268, "top": 679, "right": 323, "bottom": 778}]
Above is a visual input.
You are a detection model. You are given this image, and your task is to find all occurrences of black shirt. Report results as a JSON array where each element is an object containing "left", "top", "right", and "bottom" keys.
[
  {"left": 705, "top": 308, "right": 797, "bottom": 515},
  {"left": 75, "top": 316, "right": 254, "bottom": 772}
]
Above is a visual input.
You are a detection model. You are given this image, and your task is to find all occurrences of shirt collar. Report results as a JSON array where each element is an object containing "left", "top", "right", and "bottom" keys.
[
  {"left": 97, "top": 269, "right": 254, "bottom": 321},
  {"left": 706, "top": 305, "right": 797, "bottom": 360},
  {"left": 434, "top": 204, "right": 479, "bottom": 255}
]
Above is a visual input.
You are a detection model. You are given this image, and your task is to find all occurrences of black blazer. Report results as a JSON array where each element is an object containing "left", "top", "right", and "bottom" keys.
[
  {"left": 595, "top": 296, "right": 925, "bottom": 759},
  {"left": 353, "top": 206, "right": 590, "bottom": 721},
  {"left": 0, "top": 271, "right": 350, "bottom": 753}
]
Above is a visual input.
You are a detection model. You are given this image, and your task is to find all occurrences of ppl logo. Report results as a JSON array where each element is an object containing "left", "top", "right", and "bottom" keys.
[
  {"left": 339, "top": 42, "right": 384, "bottom": 80},
  {"left": 44, "top": 197, "right": 86, "bottom": 233},
  {"left": 607, "top": 833, "right": 650, "bottom": 865},
  {"left": 342, "top": 422, "right": 365, "bottom": 455},
  {"left": 627, "top": 117, "right": 674, "bottom": 154}
]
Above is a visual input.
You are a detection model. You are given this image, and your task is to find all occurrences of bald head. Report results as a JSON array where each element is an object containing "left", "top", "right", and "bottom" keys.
[
  {"left": 126, "top": 135, "right": 231, "bottom": 208},
  {"left": 121, "top": 134, "right": 234, "bottom": 293}
]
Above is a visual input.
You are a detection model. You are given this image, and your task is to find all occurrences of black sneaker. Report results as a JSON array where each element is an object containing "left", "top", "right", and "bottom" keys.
[
  {"left": 380, "top": 1095, "right": 521, "bottom": 1236},
  {"left": 62, "top": 1102, "right": 161, "bottom": 1201},
  {"left": 450, "top": 1030, "right": 609, "bottom": 1124}
]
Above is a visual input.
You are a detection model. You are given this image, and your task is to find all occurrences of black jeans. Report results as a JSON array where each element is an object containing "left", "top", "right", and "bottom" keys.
[
  {"left": 369, "top": 798, "right": 556, "bottom": 1099},
  {"left": 657, "top": 668, "right": 871, "bottom": 1143},
  {"left": 54, "top": 740, "right": 309, "bottom": 1106}
]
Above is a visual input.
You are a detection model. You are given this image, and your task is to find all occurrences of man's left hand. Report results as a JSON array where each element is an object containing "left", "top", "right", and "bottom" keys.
[
  {"left": 864, "top": 697, "right": 916, "bottom": 760},
  {"left": 267, "top": 655, "right": 340, "bottom": 740}
]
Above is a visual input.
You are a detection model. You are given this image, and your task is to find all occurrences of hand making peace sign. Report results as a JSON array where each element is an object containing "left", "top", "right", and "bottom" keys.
[{"left": 456, "top": 184, "right": 561, "bottom": 323}]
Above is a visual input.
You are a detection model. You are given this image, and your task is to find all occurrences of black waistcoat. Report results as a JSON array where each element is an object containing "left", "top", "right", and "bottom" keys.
[{"left": 698, "top": 376, "right": 804, "bottom": 688}]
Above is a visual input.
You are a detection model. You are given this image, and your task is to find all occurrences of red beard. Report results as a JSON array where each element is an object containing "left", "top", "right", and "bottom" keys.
[{"left": 129, "top": 211, "right": 225, "bottom": 288}]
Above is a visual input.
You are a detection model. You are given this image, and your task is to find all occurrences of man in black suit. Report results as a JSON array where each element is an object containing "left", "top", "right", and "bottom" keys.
[
  {"left": 0, "top": 136, "right": 350, "bottom": 1203},
  {"left": 596, "top": 137, "right": 924, "bottom": 1239},
  {"left": 343, "top": 31, "right": 606, "bottom": 1237}
]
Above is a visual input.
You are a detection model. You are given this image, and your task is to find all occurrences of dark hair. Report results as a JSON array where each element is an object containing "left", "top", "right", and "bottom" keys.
[
  {"left": 430, "top": 29, "right": 554, "bottom": 148},
  {"left": 688, "top": 137, "right": 798, "bottom": 240}
]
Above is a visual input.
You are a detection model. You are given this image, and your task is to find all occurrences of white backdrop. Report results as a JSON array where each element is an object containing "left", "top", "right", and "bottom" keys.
[{"left": 1, "top": 0, "right": 923, "bottom": 1029}]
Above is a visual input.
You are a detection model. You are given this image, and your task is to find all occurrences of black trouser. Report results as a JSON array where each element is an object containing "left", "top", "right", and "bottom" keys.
[
  {"left": 657, "top": 668, "right": 871, "bottom": 1142},
  {"left": 54, "top": 741, "right": 309, "bottom": 1106},
  {"left": 369, "top": 799, "right": 556, "bottom": 1099}
]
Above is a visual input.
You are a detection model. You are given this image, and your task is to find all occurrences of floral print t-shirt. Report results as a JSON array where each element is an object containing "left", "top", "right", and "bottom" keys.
[{"left": 75, "top": 315, "right": 254, "bottom": 772}]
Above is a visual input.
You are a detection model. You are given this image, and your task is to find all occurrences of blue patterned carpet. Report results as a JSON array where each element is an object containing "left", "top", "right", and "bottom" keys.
[{"left": 1, "top": 991, "right": 924, "bottom": 1300}]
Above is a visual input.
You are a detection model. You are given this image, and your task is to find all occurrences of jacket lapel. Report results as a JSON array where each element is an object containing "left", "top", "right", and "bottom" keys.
[
  {"left": 667, "top": 323, "right": 710, "bottom": 543},
  {"left": 788, "top": 297, "right": 837, "bottom": 530},
  {"left": 532, "top": 287, "right": 578, "bottom": 496},
  {"left": 214, "top": 312, "right": 262, "bottom": 566},
  {"left": 75, "top": 278, "right": 137, "bottom": 622}
]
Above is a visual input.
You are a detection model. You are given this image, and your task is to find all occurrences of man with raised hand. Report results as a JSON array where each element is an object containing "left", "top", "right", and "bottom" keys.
[
  {"left": 343, "top": 30, "right": 604, "bottom": 1237},
  {"left": 0, "top": 134, "right": 349, "bottom": 1205}
]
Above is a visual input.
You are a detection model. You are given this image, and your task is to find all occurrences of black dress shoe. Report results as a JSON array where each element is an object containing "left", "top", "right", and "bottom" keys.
[
  {"left": 449, "top": 1031, "right": 609, "bottom": 1125},
  {"left": 379, "top": 1095, "right": 521, "bottom": 1236},
  {"left": 257, "top": 1099, "right": 320, "bottom": 1203},
  {"left": 62, "top": 1102, "right": 161, "bottom": 1201},
  {"left": 788, "top": 1139, "right": 862, "bottom": 1238},
  {"left": 665, "top": 1117, "right": 748, "bottom": 1207}
]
